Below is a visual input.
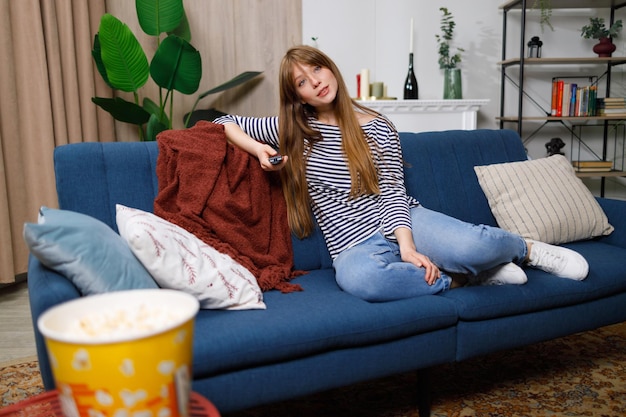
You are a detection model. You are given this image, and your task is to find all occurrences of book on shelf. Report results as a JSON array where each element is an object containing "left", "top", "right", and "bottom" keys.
[
  {"left": 550, "top": 78, "right": 597, "bottom": 117},
  {"left": 574, "top": 166, "right": 614, "bottom": 172},
  {"left": 597, "top": 97, "right": 626, "bottom": 116},
  {"left": 572, "top": 160, "right": 613, "bottom": 171},
  {"left": 603, "top": 97, "right": 625, "bottom": 103}
]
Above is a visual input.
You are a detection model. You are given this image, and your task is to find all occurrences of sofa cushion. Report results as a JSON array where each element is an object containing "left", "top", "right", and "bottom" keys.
[
  {"left": 23, "top": 206, "right": 158, "bottom": 295},
  {"left": 399, "top": 129, "right": 528, "bottom": 227},
  {"left": 116, "top": 205, "right": 266, "bottom": 310},
  {"left": 474, "top": 154, "right": 614, "bottom": 244},
  {"left": 54, "top": 141, "right": 160, "bottom": 232},
  {"left": 190, "top": 269, "right": 458, "bottom": 377},
  {"left": 443, "top": 240, "right": 626, "bottom": 321}
]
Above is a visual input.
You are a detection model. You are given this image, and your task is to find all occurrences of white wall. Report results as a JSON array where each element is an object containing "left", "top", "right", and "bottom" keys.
[
  {"left": 302, "top": 0, "right": 503, "bottom": 128},
  {"left": 302, "top": 0, "right": 626, "bottom": 198}
]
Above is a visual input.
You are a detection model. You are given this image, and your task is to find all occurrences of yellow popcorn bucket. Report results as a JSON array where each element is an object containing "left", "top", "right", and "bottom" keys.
[{"left": 37, "top": 289, "right": 200, "bottom": 417}]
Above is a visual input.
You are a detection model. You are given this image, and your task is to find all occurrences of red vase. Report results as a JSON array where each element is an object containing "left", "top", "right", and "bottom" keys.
[{"left": 593, "top": 37, "right": 617, "bottom": 57}]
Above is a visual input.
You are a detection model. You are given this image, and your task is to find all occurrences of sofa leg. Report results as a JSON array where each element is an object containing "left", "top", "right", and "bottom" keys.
[{"left": 416, "top": 367, "right": 432, "bottom": 417}]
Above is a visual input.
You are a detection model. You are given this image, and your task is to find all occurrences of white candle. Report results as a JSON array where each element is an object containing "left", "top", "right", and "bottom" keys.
[{"left": 409, "top": 18, "right": 414, "bottom": 54}]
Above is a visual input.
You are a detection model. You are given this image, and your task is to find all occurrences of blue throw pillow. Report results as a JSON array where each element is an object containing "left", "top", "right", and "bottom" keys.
[{"left": 23, "top": 206, "right": 158, "bottom": 295}]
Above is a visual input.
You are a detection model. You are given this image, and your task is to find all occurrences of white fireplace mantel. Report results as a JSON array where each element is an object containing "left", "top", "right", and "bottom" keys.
[{"left": 360, "top": 99, "right": 490, "bottom": 133}]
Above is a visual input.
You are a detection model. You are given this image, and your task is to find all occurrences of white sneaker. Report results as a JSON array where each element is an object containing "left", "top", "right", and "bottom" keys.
[
  {"left": 469, "top": 262, "right": 528, "bottom": 286},
  {"left": 526, "top": 240, "right": 589, "bottom": 281}
]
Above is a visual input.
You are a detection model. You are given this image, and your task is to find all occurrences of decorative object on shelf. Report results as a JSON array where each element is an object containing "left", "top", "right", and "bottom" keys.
[
  {"left": 532, "top": 0, "right": 553, "bottom": 32},
  {"left": 403, "top": 53, "right": 419, "bottom": 99},
  {"left": 581, "top": 17, "right": 623, "bottom": 57},
  {"left": 593, "top": 37, "right": 617, "bottom": 57},
  {"left": 443, "top": 69, "right": 462, "bottom": 100},
  {"left": 91, "top": 0, "right": 262, "bottom": 141},
  {"left": 527, "top": 36, "right": 543, "bottom": 58},
  {"left": 360, "top": 68, "right": 370, "bottom": 99},
  {"left": 403, "top": 18, "right": 418, "bottom": 99},
  {"left": 371, "top": 82, "right": 384, "bottom": 98},
  {"left": 436, "top": 7, "right": 464, "bottom": 99},
  {"left": 545, "top": 137, "right": 565, "bottom": 156}
]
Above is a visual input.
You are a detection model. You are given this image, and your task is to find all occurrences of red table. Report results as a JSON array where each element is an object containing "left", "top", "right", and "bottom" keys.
[{"left": 0, "top": 390, "right": 220, "bottom": 417}]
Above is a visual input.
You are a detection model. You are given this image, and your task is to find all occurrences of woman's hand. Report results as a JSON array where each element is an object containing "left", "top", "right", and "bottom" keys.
[
  {"left": 400, "top": 247, "right": 441, "bottom": 285},
  {"left": 222, "top": 123, "right": 288, "bottom": 171},
  {"left": 257, "top": 144, "right": 288, "bottom": 171},
  {"left": 394, "top": 227, "right": 441, "bottom": 285}
]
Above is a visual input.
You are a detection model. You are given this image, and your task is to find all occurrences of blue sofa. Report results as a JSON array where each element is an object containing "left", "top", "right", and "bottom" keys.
[{"left": 28, "top": 129, "right": 626, "bottom": 415}]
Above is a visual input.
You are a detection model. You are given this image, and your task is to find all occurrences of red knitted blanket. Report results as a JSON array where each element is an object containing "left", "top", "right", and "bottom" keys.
[{"left": 154, "top": 121, "right": 303, "bottom": 293}]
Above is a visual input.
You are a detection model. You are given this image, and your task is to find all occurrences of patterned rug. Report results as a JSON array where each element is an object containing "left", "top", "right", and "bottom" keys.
[
  {"left": 2, "top": 323, "right": 625, "bottom": 416},
  {"left": 0, "top": 355, "right": 44, "bottom": 408}
]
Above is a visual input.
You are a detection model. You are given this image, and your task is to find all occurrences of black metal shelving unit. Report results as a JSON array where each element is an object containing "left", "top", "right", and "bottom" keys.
[{"left": 498, "top": 0, "right": 626, "bottom": 196}]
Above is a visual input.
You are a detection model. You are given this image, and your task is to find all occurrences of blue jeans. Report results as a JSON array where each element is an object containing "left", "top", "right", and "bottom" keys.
[{"left": 333, "top": 206, "right": 528, "bottom": 302}]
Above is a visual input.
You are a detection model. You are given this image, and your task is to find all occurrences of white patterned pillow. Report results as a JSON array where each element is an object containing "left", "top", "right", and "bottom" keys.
[
  {"left": 474, "top": 155, "right": 613, "bottom": 244},
  {"left": 116, "top": 205, "right": 265, "bottom": 310}
]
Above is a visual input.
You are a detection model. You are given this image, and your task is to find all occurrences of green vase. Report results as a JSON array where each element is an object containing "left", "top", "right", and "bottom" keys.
[{"left": 443, "top": 68, "right": 462, "bottom": 99}]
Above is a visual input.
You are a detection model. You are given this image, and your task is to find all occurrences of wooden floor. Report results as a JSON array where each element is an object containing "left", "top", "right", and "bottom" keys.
[{"left": 0, "top": 281, "right": 37, "bottom": 363}]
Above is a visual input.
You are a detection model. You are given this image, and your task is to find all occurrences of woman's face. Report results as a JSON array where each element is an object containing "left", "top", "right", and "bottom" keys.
[{"left": 292, "top": 63, "right": 338, "bottom": 111}]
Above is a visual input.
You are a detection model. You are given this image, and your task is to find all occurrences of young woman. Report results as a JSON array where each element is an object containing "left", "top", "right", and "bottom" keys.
[{"left": 214, "top": 45, "right": 588, "bottom": 302}]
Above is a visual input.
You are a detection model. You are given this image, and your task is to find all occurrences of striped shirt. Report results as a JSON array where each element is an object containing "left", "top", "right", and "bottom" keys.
[{"left": 214, "top": 114, "right": 420, "bottom": 259}]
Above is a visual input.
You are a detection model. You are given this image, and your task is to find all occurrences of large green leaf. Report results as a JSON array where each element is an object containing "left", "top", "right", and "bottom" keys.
[
  {"left": 143, "top": 97, "right": 171, "bottom": 127},
  {"left": 146, "top": 114, "right": 168, "bottom": 142},
  {"left": 136, "top": 0, "right": 184, "bottom": 36},
  {"left": 91, "top": 34, "right": 113, "bottom": 88},
  {"left": 150, "top": 35, "right": 201, "bottom": 94},
  {"left": 92, "top": 96, "right": 151, "bottom": 125},
  {"left": 98, "top": 14, "right": 149, "bottom": 92},
  {"left": 184, "top": 71, "right": 263, "bottom": 127},
  {"left": 197, "top": 71, "right": 263, "bottom": 99},
  {"left": 168, "top": 9, "right": 191, "bottom": 42}
]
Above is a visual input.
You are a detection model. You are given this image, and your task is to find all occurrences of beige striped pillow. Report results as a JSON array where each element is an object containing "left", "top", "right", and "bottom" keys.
[{"left": 474, "top": 155, "right": 613, "bottom": 244}]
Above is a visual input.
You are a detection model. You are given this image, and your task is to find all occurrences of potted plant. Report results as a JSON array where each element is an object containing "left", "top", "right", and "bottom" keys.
[
  {"left": 532, "top": 0, "right": 553, "bottom": 32},
  {"left": 435, "top": 7, "right": 464, "bottom": 99},
  {"left": 581, "top": 17, "right": 623, "bottom": 57},
  {"left": 92, "top": 0, "right": 261, "bottom": 141}
]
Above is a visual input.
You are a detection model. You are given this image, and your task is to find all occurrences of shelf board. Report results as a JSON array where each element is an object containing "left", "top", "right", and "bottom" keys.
[
  {"left": 499, "top": 57, "right": 626, "bottom": 66},
  {"left": 575, "top": 170, "right": 626, "bottom": 178},
  {"left": 500, "top": 0, "right": 626, "bottom": 10},
  {"left": 497, "top": 116, "right": 626, "bottom": 122}
]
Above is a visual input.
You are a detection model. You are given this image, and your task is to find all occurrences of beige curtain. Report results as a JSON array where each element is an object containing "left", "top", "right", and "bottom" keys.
[
  {"left": 0, "top": 0, "right": 116, "bottom": 284},
  {"left": 0, "top": 0, "right": 301, "bottom": 284}
]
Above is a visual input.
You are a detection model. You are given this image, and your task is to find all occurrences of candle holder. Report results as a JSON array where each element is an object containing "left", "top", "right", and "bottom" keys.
[{"left": 527, "top": 36, "right": 543, "bottom": 58}]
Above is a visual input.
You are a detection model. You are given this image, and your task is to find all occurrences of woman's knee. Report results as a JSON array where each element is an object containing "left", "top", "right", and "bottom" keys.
[{"left": 334, "top": 258, "right": 383, "bottom": 301}]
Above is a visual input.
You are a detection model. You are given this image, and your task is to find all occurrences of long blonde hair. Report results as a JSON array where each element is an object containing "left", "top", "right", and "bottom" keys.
[{"left": 278, "top": 45, "right": 380, "bottom": 238}]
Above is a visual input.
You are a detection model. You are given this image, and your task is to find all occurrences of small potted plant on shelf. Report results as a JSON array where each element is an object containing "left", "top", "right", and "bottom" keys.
[
  {"left": 435, "top": 7, "right": 464, "bottom": 99},
  {"left": 580, "top": 17, "right": 623, "bottom": 57},
  {"left": 533, "top": 0, "right": 553, "bottom": 32}
]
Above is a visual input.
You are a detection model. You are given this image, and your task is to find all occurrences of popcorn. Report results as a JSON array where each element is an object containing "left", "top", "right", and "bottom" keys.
[{"left": 70, "top": 304, "right": 184, "bottom": 340}]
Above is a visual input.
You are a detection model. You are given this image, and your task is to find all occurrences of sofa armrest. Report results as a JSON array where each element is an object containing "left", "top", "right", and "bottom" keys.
[
  {"left": 27, "top": 255, "right": 81, "bottom": 390},
  {"left": 597, "top": 197, "right": 626, "bottom": 249}
]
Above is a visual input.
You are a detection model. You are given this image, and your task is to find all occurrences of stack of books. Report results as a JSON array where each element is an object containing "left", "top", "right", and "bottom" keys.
[
  {"left": 572, "top": 160, "right": 614, "bottom": 172},
  {"left": 597, "top": 97, "right": 626, "bottom": 117},
  {"left": 550, "top": 79, "right": 597, "bottom": 117}
]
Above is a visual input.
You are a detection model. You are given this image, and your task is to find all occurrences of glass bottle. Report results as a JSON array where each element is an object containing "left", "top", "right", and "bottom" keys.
[{"left": 403, "top": 53, "right": 418, "bottom": 99}]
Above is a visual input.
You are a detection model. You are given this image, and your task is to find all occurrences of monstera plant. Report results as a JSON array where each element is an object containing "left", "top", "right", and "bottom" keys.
[{"left": 92, "top": 0, "right": 261, "bottom": 141}]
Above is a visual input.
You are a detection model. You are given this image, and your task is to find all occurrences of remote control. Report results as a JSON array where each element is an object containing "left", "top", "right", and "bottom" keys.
[{"left": 269, "top": 154, "right": 283, "bottom": 165}]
